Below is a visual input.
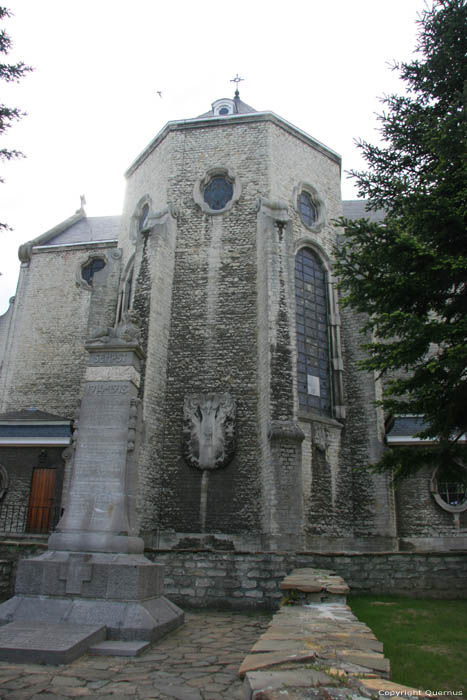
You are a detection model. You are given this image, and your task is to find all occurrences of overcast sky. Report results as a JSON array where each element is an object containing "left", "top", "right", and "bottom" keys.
[{"left": 0, "top": 0, "right": 426, "bottom": 313}]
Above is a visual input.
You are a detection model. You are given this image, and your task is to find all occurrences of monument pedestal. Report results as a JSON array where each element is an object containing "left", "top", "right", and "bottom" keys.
[
  {"left": 0, "top": 551, "right": 182, "bottom": 642},
  {"left": 0, "top": 334, "right": 183, "bottom": 660}
]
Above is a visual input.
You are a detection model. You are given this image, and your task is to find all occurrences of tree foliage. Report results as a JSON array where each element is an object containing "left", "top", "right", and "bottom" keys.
[
  {"left": 334, "top": 0, "right": 467, "bottom": 480},
  {"left": 0, "top": 6, "right": 32, "bottom": 231}
]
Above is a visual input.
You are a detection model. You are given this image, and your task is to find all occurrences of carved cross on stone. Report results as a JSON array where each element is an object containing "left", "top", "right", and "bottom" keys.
[{"left": 59, "top": 554, "right": 93, "bottom": 595}]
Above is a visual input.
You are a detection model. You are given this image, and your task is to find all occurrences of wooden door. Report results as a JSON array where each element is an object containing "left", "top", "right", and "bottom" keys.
[{"left": 26, "top": 468, "right": 56, "bottom": 533}]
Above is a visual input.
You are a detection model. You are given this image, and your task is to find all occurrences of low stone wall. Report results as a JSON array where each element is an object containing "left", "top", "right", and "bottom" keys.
[
  {"left": 0, "top": 542, "right": 465, "bottom": 606},
  {"left": 150, "top": 549, "right": 467, "bottom": 607}
]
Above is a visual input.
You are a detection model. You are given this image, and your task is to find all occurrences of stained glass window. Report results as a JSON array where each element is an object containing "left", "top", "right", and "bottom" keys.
[
  {"left": 203, "top": 176, "right": 233, "bottom": 211},
  {"left": 295, "top": 247, "right": 331, "bottom": 414},
  {"left": 299, "top": 191, "right": 317, "bottom": 227}
]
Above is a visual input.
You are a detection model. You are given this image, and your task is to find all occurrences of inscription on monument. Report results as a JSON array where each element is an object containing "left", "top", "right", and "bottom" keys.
[
  {"left": 88, "top": 352, "right": 133, "bottom": 366},
  {"left": 86, "top": 382, "right": 129, "bottom": 395}
]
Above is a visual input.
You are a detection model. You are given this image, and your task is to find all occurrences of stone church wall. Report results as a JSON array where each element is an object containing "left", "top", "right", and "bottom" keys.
[
  {"left": 266, "top": 121, "right": 396, "bottom": 546},
  {"left": 152, "top": 121, "right": 269, "bottom": 539},
  {"left": 0, "top": 242, "right": 121, "bottom": 417},
  {"left": 395, "top": 466, "right": 467, "bottom": 549}
]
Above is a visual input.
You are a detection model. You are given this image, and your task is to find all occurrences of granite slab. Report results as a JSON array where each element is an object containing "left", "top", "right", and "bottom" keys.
[{"left": 0, "top": 621, "right": 106, "bottom": 664}]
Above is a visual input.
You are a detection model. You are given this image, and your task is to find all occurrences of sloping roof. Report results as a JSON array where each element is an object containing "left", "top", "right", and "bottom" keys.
[
  {"left": 342, "top": 200, "right": 385, "bottom": 222},
  {"left": 0, "top": 408, "right": 71, "bottom": 423},
  {"left": 18, "top": 210, "right": 120, "bottom": 263},
  {"left": 42, "top": 215, "right": 121, "bottom": 247},
  {"left": 0, "top": 408, "right": 72, "bottom": 443},
  {"left": 197, "top": 97, "right": 257, "bottom": 118}
]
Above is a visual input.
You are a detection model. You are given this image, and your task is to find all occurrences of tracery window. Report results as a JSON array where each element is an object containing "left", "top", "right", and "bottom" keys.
[
  {"left": 203, "top": 176, "right": 233, "bottom": 211},
  {"left": 299, "top": 191, "right": 318, "bottom": 228},
  {"left": 295, "top": 247, "right": 331, "bottom": 415},
  {"left": 431, "top": 462, "right": 467, "bottom": 514}
]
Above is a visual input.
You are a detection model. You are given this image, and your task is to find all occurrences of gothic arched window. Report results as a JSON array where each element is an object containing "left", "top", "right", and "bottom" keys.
[{"left": 295, "top": 247, "right": 331, "bottom": 415}]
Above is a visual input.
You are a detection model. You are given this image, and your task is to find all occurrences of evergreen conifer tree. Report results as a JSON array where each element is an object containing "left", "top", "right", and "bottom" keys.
[
  {"left": 0, "top": 6, "right": 32, "bottom": 231},
  {"left": 334, "top": 0, "right": 467, "bottom": 480}
]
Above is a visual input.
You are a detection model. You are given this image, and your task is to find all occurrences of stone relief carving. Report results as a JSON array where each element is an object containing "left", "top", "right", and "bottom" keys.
[
  {"left": 182, "top": 393, "right": 236, "bottom": 470},
  {"left": 268, "top": 420, "right": 305, "bottom": 443},
  {"left": 127, "top": 397, "right": 141, "bottom": 452},
  {"left": 88, "top": 310, "right": 141, "bottom": 346}
]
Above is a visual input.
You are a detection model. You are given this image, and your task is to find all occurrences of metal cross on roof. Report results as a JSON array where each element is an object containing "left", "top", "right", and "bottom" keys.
[{"left": 230, "top": 74, "right": 244, "bottom": 98}]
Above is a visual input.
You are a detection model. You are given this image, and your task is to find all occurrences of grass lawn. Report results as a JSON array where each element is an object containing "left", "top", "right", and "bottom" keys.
[{"left": 348, "top": 595, "right": 467, "bottom": 694}]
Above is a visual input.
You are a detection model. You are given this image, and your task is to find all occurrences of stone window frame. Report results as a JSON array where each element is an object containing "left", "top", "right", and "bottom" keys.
[
  {"left": 76, "top": 252, "right": 109, "bottom": 291},
  {"left": 294, "top": 183, "right": 327, "bottom": 233},
  {"left": 116, "top": 254, "right": 135, "bottom": 324},
  {"left": 212, "top": 98, "right": 235, "bottom": 116},
  {"left": 131, "top": 195, "right": 153, "bottom": 243},
  {"left": 193, "top": 166, "right": 241, "bottom": 216},
  {"left": 294, "top": 239, "right": 345, "bottom": 422},
  {"left": 430, "top": 460, "right": 467, "bottom": 515}
]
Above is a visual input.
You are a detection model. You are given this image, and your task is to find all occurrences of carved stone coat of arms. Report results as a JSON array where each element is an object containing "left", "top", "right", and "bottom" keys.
[{"left": 182, "top": 393, "right": 236, "bottom": 471}]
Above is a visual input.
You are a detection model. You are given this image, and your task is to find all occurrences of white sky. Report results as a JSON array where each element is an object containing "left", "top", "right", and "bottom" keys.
[{"left": 0, "top": 0, "right": 425, "bottom": 313}]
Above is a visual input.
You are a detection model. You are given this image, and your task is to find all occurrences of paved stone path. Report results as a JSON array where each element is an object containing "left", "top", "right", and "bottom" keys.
[{"left": 0, "top": 610, "right": 271, "bottom": 700}]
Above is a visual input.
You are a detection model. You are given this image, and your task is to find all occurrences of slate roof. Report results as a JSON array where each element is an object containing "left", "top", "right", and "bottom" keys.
[
  {"left": 0, "top": 408, "right": 72, "bottom": 440},
  {"left": 0, "top": 408, "right": 71, "bottom": 423},
  {"left": 386, "top": 416, "right": 427, "bottom": 439},
  {"left": 39, "top": 215, "right": 120, "bottom": 247},
  {"left": 342, "top": 200, "right": 385, "bottom": 222}
]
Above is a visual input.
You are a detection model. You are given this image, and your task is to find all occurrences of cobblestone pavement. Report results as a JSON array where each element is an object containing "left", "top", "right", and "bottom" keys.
[{"left": 0, "top": 610, "right": 271, "bottom": 700}]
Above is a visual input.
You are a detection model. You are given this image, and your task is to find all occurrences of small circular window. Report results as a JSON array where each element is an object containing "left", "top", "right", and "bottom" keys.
[
  {"left": 203, "top": 176, "right": 234, "bottom": 211},
  {"left": 299, "top": 191, "right": 317, "bottom": 227}
]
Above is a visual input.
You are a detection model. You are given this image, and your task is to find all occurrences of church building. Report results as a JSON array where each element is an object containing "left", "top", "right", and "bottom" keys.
[{"left": 0, "top": 92, "right": 465, "bottom": 553}]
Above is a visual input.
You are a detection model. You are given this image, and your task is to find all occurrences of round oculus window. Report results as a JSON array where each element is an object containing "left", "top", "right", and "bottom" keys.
[
  {"left": 299, "top": 191, "right": 318, "bottom": 227},
  {"left": 203, "top": 176, "right": 233, "bottom": 211}
]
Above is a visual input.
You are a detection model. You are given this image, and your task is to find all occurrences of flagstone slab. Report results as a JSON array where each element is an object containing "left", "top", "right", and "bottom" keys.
[
  {"left": 358, "top": 677, "right": 431, "bottom": 697},
  {"left": 243, "top": 668, "right": 334, "bottom": 693},
  {"left": 250, "top": 638, "right": 321, "bottom": 653},
  {"left": 0, "top": 621, "right": 106, "bottom": 665},
  {"left": 338, "top": 649, "right": 390, "bottom": 675},
  {"left": 238, "top": 649, "right": 317, "bottom": 677},
  {"left": 88, "top": 640, "right": 150, "bottom": 656}
]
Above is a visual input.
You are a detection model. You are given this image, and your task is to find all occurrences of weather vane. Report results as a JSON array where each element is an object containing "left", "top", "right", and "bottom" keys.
[{"left": 230, "top": 74, "right": 244, "bottom": 98}]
